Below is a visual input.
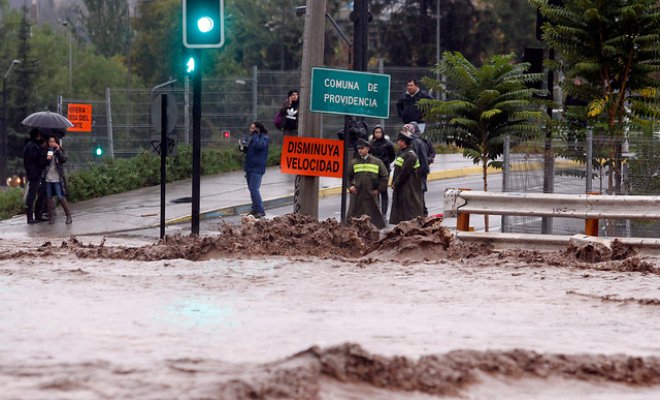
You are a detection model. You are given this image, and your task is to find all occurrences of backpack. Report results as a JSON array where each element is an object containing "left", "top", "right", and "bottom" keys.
[{"left": 273, "top": 110, "right": 284, "bottom": 130}]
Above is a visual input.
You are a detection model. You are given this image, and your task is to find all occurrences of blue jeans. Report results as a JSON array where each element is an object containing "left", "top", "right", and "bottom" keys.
[
  {"left": 46, "top": 182, "right": 65, "bottom": 200},
  {"left": 246, "top": 172, "right": 264, "bottom": 214}
]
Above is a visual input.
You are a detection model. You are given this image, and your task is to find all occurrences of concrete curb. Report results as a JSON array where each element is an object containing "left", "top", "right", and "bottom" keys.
[{"left": 165, "top": 160, "right": 584, "bottom": 226}]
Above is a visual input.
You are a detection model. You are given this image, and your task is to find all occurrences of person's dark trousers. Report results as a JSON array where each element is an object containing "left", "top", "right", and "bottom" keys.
[
  {"left": 34, "top": 180, "right": 48, "bottom": 220},
  {"left": 246, "top": 172, "right": 265, "bottom": 215},
  {"left": 25, "top": 179, "right": 40, "bottom": 223},
  {"left": 422, "top": 177, "right": 428, "bottom": 217},
  {"left": 380, "top": 190, "right": 389, "bottom": 217}
]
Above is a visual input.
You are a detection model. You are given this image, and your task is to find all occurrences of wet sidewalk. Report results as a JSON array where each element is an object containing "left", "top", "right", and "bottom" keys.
[{"left": 0, "top": 153, "right": 482, "bottom": 239}]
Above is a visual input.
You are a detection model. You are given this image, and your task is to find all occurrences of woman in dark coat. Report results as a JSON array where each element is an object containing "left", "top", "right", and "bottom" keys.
[{"left": 369, "top": 125, "right": 395, "bottom": 216}]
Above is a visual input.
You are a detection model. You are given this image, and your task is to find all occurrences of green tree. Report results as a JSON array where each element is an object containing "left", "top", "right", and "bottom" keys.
[
  {"left": 530, "top": 0, "right": 660, "bottom": 193},
  {"left": 371, "top": 0, "right": 538, "bottom": 66},
  {"left": 77, "top": 0, "right": 130, "bottom": 58},
  {"left": 422, "top": 52, "right": 546, "bottom": 228},
  {"left": 1, "top": 17, "right": 137, "bottom": 177},
  {"left": 129, "top": 0, "right": 180, "bottom": 85},
  {"left": 12, "top": 6, "right": 36, "bottom": 131}
]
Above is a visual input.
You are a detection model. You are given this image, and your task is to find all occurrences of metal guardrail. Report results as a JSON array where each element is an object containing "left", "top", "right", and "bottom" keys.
[{"left": 444, "top": 189, "right": 660, "bottom": 237}]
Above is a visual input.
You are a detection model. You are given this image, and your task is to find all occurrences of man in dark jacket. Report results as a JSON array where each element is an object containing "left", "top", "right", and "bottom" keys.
[
  {"left": 242, "top": 122, "right": 270, "bottom": 218},
  {"left": 406, "top": 122, "right": 434, "bottom": 216},
  {"left": 396, "top": 79, "right": 433, "bottom": 125},
  {"left": 347, "top": 139, "right": 389, "bottom": 229},
  {"left": 22, "top": 128, "right": 48, "bottom": 224},
  {"left": 389, "top": 129, "right": 424, "bottom": 225}
]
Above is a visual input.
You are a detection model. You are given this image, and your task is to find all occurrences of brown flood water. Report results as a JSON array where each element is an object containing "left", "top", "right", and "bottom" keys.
[{"left": 0, "top": 215, "right": 659, "bottom": 399}]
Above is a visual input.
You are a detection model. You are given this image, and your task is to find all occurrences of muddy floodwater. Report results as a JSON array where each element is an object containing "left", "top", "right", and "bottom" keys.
[{"left": 0, "top": 216, "right": 659, "bottom": 399}]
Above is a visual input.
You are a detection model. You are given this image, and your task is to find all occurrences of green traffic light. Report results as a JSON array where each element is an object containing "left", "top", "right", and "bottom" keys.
[
  {"left": 95, "top": 147, "right": 103, "bottom": 156},
  {"left": 197, "top": 16, "right": 214, "bottom": 33},
  {"left": 186, "top": 57, "right": 196, "bottom": 73},
  {"left": 182, "top": 0, "right": 224, "bottom": 48}
]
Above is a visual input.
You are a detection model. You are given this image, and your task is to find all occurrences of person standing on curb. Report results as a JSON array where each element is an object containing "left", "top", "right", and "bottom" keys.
[
  {"left": 407, "top": 122, "right": 434, "bottom": 216},
  {"left": 369, "top": 125, "right": 395, "bottom": 217},
  {"left": 22, "top": 128, "right": 48, "bottom": 224},
  {"left": 396, "top": 79, "right": 433, "bottom": 131},
  {"left": 280, "top": 89, "right": 299, "bottom": 136},
  {"left": 241, "top": 122, "right": 270, "bottom": 218},
  {"left": 347, "top": 139, "right": 389, "bottom": 229},
  {"left": 43, "top": 135, "right": 73, "bottom": 224},
  {"left": 389, "top": 129, "right": 423, "bottom": 225}
]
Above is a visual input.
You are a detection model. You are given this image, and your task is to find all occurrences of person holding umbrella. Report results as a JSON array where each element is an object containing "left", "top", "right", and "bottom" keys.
[
  {"left": 21, "top": 111, "right": 74, "bottom": 224},
  {"left": 43, "top": 135, "right": 72, "bottom": 224},
  {"left": 22, "top": 128, "right": 48, "bottom": 224}
]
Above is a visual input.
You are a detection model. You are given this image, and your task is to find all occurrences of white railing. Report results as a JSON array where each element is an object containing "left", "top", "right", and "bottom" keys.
[{"left": 444, "top": 189, "right": 660, "bottom": 237}]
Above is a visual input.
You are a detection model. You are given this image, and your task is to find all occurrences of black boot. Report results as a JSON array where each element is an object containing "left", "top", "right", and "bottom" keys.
[
  {"left": 47, "top": 198, "right": 56, "bottom": 224},
  {"left": 60, "top": 199, "right": 73, "bottom": 224},
  {"left": 26, "top": 204, "right": 36, "bottom": 224}
]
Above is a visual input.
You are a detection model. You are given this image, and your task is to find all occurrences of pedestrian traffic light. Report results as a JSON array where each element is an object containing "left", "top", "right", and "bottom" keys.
[
  {"left": 95, "top": 145, "right": 103, "bottom": 157},
  {"left": 186, "top": 56, "right": 196, "bottom": 74},
  {"left": 183, "top": 0, "right": 225, "bottom": 49}
]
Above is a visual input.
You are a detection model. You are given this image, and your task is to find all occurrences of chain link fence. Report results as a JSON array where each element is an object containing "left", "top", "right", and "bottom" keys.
[
  {"left": 57, "top": 66, "right": 436, "bottom": 168},
  {"left": 502, "top": 133, "right": 660, "bottom": 238}
]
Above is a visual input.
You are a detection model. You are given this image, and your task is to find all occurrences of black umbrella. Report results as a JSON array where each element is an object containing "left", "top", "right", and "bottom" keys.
[{"left": 22, "top": 111, "right": 74, "bottom": 130}]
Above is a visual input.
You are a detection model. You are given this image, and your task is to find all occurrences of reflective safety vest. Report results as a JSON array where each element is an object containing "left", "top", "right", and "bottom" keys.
[
  {"left": 353, "top": 162, "right": 381, "bottom": 174},
  {"left": 394, "top": 156, "right": 420, "bottom": 170}
]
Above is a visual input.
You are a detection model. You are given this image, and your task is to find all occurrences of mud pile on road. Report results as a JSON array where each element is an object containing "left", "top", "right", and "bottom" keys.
[
  {"left": 164, "top": 343, "right": 660, "bottom": 398},
  {"left": 2, "top": 215, "right": 656, "bottom": 271},
  {"left": 8, "top": 343, "right": 658, "bottom": 399},
  {"left": 490, "top": 240, "right": 659, "bottom": 275},
  {"left": 67, "top": 215, "right": 464, "bottom": 262}
]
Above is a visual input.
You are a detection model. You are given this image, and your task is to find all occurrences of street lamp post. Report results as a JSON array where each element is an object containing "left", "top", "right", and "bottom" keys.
[
  {"left": 1, "top": 59, "right": 21, "bottom": 186},
  {"left": 62, "top": 21, "right": 72, "bottom": 94}
]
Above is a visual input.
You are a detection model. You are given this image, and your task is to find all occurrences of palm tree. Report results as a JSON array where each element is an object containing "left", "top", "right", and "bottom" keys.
[
  {"left": 421, "top": 52, "right": 546, "bottom": 231},
  {"left": 530, "top": 0, "right": 660, "bottom": 194}
]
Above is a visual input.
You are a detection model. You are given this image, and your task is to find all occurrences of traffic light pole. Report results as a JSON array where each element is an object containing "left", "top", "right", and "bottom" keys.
[
  {"left": 191, "top": 49, "right": 202, "bottom": 235},
  {"left": 160, "top": 94, "right": 168, "bottom": 239}
]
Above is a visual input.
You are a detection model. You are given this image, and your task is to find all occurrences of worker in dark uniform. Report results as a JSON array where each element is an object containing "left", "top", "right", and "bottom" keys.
[
  {"left": 346, "top": 139, "right": 389, "bottom": 229},
  {"left": 389, "top": 129, "right": 424, "bottom": 225}
]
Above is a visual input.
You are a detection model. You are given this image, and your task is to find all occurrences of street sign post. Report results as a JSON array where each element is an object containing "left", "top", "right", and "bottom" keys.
[{"left": 310, "top": 67, "right": 390, "bottom": 119}]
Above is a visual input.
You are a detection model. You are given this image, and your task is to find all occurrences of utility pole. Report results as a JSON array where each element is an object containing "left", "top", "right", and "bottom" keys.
[
  {"left": 339, "top": 0, "right": 370, "bottom": 223},
  {"left": 294, "top": 0, "right": 326, "bottom": 218}
]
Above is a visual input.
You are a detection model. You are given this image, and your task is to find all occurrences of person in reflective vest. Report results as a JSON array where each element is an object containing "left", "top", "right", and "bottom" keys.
[
  {"left": 347, "top": 139, "right": 389, "bottom": 228},
  {"left": 389, "top": 128, "right": 424, "bottom": 224}
]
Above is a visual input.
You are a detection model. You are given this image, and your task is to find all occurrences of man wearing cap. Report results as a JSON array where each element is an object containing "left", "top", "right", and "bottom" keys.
[
  {"left": 389, "top": 128, "right": 424, "bottom": 225},
  {"left": 346, "top": 139, "right": 389, "bottom": 229}
]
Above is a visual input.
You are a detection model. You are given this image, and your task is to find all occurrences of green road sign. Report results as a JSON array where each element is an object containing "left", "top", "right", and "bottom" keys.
[{"left": 310, "top": 68, "right": 390, "bottom": 119}]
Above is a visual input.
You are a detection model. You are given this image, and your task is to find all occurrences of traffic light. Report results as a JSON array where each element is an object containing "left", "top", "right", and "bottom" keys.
[
  {"left": 95, "top": 145, "right": 103, "bottom": 157},
  {"left": 186, "top": 56, "right": 196, "bottom": 74},
  {"left": 183, "top": 0, "right": 225, "bottom": 48}
]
